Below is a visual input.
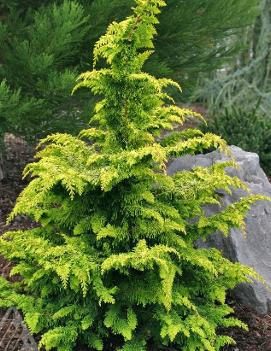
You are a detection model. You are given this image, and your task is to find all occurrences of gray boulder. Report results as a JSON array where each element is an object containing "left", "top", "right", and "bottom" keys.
[{"left": 168, "top": 146, "right": 271, "bottom": 314}]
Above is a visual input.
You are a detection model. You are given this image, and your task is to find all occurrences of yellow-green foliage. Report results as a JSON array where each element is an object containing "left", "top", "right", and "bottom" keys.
[{"left": 0, "top": 1, "right": 266, "bottom": 350}]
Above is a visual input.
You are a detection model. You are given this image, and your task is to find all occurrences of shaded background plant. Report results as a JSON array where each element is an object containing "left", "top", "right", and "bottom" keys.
[
  {"left": 196, "top": 0, "right": 271, "bottom": 118},
  {"left": 202, "top": 109, "right": 271, "bottom": 175},
  {"left": 0, "top": 0, "right": 93, "bottom": 141}
]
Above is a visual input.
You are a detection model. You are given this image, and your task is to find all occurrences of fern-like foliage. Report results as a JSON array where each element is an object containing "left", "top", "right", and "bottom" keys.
[{"left": 0, "top": 1, "right": 268, "bottom": 350}]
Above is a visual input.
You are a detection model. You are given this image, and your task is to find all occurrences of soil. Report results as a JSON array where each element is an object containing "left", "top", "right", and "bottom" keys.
[
  {"left": 0, "top": 134, "right": 36, "bottom": 235},
  {"left": 222, "top": 299, "right": 271, "bottom": 351},
  {"left": 0, "top": 134, "right": 271, "bottom": 351}
]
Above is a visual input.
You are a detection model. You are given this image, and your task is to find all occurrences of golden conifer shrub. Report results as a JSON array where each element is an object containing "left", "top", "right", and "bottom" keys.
[{"left": 0, "top": 1, "right": 266, "bottom": 350}]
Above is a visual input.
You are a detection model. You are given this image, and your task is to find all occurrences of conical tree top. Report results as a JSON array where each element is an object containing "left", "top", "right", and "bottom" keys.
[{"left": 73, "top": 0, "right": 205, "bottom": 152}]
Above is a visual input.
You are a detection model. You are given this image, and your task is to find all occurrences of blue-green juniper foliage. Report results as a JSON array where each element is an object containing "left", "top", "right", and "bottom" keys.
[{"left": 0, "top": 1, "right": 266, "bottom": 350}]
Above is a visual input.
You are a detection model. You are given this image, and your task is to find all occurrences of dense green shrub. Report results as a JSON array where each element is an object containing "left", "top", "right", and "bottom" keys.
[
  {"left": 0, "top": 80, "right": 42, "bottom": 138},
  {"left": 203, "top": 109, "right": 271, "bottom": 175},
  {"left": 0, "top": 0, "right": 92, "bottom": 140},
  {"left": 0, "top": 1, "right": 265, "bottom": 350}
]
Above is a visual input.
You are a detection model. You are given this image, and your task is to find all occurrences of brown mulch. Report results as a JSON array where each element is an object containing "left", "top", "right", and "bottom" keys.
[
  {"left": 0, "top": 134, "right": 271, "bottom": 351},
  {"left": 0, "top": 134, "right": 36, "bottom": 235},
  {"left": 222, "top": 299, "right": 271, "bottom": 351}
]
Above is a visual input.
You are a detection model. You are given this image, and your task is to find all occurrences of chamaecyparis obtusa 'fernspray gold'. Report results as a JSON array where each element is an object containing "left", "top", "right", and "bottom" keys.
[{"left": 0, "top": 1, "right": 267, "bottom": 350}]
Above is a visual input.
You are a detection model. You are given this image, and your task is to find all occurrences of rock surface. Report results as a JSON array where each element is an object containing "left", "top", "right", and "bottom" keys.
[{"left": 168, "top": 146, "right": 271, "bottom": 315}]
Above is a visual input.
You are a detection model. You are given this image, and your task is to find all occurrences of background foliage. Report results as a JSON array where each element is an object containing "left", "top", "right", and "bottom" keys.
[
  {"left": 0, "top": 0, "right": 92, "bottom": 141},
  {"left": 201, "top": 109, "right": 271, "bottom": 175},
  {"left": 196, "top": 0, "right": 271, "bottom": 175},
  {"left": 198, "top": 0, "right": 271, "bottom": 118},
  {"left": 0, "top": 0, "right": 259, "bottom": 143},
  {"left": 197, "top": 0, "right": 271, "bottom": 117}
]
